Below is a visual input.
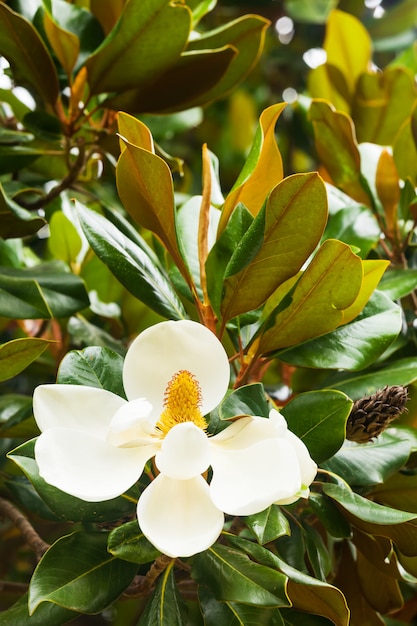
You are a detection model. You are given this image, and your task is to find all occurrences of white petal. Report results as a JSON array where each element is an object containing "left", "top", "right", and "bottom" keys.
[
  {"left": 211, "top": 416, "right": 277, "bottom": 448},
  {"left": 35, "top": 428, "right": 157, "bottom": 501},
  {"left": 106, "top": 399, "right": 159, "bottom": 447},
  {"left": 123, "top": 320, "right": 229, "bottom": 415},
  {"left": 269, "top": 408, "right": 290, "bottom": 434},
  {"left": 210, "top": 431, "right": 302, "bottom": 515},
  {"left": 155, "top": 423, "right": 210, "bottom": 479},
  {"left": 285, "top": 430, "right": 317, "bottom": 487},
  {"left": 137, "top": 474, "right": 224, "bottom": 557},
  {"left": 33, "top": 384, "right": 126, "bottom": 440}
]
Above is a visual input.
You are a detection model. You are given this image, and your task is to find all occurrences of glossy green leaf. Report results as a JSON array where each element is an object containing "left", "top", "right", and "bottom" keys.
[
  {"left": 245, "top": 505, "right": 290, "bottom": 545},
  {"left": 308, "top": 493, "right": 352, "bottom": 539},
  {"left": 138, "top": 562, "right": 187, "bottom": 626},
  {"left": 326, "top": 356, "right": 417, "bottom": 399},
  {"left": 0, "top": 3, "right": 59, "bottom": 107},
  {"left": 379, "top": 268, "right": 417, "bottom": 300},
  {"left": 0, "top": 394, "right": 34, "bottom": 438},
  {"left": 108, "top": 521, "right": 160, "bottom": 565},
  {"left": 280, "top": 390, "right": 352, "bottom": 464},
  {"left": 309, "top": 100, "right": 371, "bottom": 206},
  {"left": 279, "top": 290, "right": 402, "bottom": 370},
  {"left": 116, "top": 117, "right": 189, "bottom": 280},
  {"left": 303, "top": 524, "right": 332, "bottom": 581},
  {"left": 77, "top": 203, "right": 186, "bottom": 320},
  {"left": 218, "top": 383, "right": 270, "bottom": 420},
  {"left": 48, "top": 210, "right": 82, "bottom": 266},
  {"left": 171, "top": 195, "right": 220, "bottom": 298},
  {"left": 67, "top": 315, "right": 126, "bottom": 355},
  {"left": 323, "top": 482, "right": 417, "bottom": 556},
  {"left": 8, "top": 439, "right": 137, "bottom": 523},
  {"left": 0, "top": 182, "right": 45, "bottom": 239},
  {"left": 323, "top": 430, "right": 411, "bottom": 487},
  {"left": 85, "top": 0, "right": 191, "bottom": 95},
  {"left": 191, "top": 543, "right": 290, "bottom": 607},
  {"left": 0, "top": 592, "right": 78, "bottom": 626},
  {"left": 184, "top": 15, "right": 270, "bottom": 112},
  {"left": 220, "top": 173, "right": 328, "bottom": 321},
  {"left": 0, "top": 264, "right": 90, "bottom": 319},
  {"left": 29, "top": 531, "right": 138, "bottom": 614},
  {"left": 228, "top": 536, "right": 350, "bottom": 626},
  {"left": 323, "top": 204, "right": 379, "bottom": 258},
  {"left": 57, "top": 346, "right": 125, "bottom": 398},
  {"left": 199, "top": 586, "right": 284, "bottom": 626},
  {"left": 355, "top": 67, "right": 416, "bottom": 145},
  {"left": 0, "top": 337, "right": 52, "bottom": 383},
  {"left": 206, "top": 203, "right": 253, "bottom": 315},
  {"left": 6, "top": 475, "right": 59, "bottom": 521},
  {"left": 258, "top": 240, "right": 362, "bottom": 354},
  {"left": 105, "top": 47, "right": 236, "bottom": 114}
]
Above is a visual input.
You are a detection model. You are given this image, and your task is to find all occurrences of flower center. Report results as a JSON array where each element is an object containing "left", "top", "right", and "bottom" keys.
[{"left": 156, "top": 370, "right": 207, "bottom": 436}]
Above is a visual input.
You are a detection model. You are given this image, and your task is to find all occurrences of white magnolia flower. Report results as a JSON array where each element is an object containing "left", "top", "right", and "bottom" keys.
[{"left": 33, "top": 320, "right": 317, "bottom": 558}]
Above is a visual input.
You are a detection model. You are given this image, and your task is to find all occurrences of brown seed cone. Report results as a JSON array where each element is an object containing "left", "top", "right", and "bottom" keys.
[{"left": 346, "top": 385, "right": 409, "bottom": 444}]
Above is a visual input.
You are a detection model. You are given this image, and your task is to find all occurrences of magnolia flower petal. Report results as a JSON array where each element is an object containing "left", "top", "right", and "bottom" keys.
[
  {"left": 285, "top": 430, "right": 318, "bottom": 487},
  {"left": 137, "top": 474, "right": 224, "bottom": 557},
  {"left": 123, "top": 320, "right": 230, "bottom": 415},
  {"left": 211, "top": 415, "right": 278, "bottom": 449},
  {"left": 155, "top": 423, "right": 210, "bottom": 480},
  {"left": 210, "top": 437, "right": 302, "bottom": 516},
  {"left": 33, "top": 384, "right": 126, "bottom": 440},
  {"left": 35, "top": 428, "right": 157, "bottom": 502},
  {"left": 106, "top": 398, "right": 158, "bottom": 447}
]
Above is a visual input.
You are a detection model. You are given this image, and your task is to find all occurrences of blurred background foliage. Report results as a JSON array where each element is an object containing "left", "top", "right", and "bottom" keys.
[{"left": 1, "top": 0, "right": 417, "bottom": 624}]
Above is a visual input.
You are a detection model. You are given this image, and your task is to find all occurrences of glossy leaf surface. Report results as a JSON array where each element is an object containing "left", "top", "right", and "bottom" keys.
[
  {"left": 310, "top": 100, "right": 370, "bottom": 206},
  {"left": 85, "top": 0, "right": 191, "bottom": 95},
  {"left": 323, "top": 482, "right": 417, "bottom": 556},
  {"left": 0, "top": 265, "right": 89, "bottom": 319},
  {"left": 0, "top": 3, "right": 59, "bottom": 107},
  {"left": 281, "top": 390, "right": 352, "bottom": 464},
  {"left": 192, "top": 543, "right": 290, "bottom": 607},
  {"left": 258, "top": 239, "right": 363, "bottom": 354},
  {"left": 29, "top": 532, "right": 138, "bottom": 614},
  {"left": 228, "top": 536, "right": 350, "bottom": 626},
  {"left": 137, "top": 563, "right": 187, "bottom": 626},
  {"left": 323, "top": 431, "right": 411, "bottom": 487},
  {"left": 221, "top": 173, "right": 327, "bottom": 321},
  {"left": 279, "top": 290, "right": 401, "bottom": 370},
  {"left": 0, "top": 337, "right": 52, "bottom": 383},
  {"left": 57, "top": 346, "right": 126, "bottom": 398},
  {"left": 108, "top": 521, "right": 160, "bottom": 565},
  {"left": 78, "top": 203, "right": 186, "bottom": 320}
]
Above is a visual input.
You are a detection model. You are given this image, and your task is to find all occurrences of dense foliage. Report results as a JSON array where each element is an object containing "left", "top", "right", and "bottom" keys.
[{"left": 1, "top": 0, "right": 417, "bottom": 624}]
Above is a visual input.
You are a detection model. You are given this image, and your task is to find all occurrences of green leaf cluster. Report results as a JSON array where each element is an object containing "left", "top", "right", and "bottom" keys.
[{"left": 1, "top": 2, "right": 417, "bottom": 626}]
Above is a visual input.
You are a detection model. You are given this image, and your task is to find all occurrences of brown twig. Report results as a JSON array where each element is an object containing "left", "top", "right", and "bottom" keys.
[
  {"left": 16, "top": 139, "right": 87, "bottom": 211},
  {"left": 0, "top": 580, "right": 29, "bottom": 593},
  {"left": 123, "top": 554, "right": 174, "bottom": 598},
  {"left": 0, "top": 498, "right": 49, "bottom": 560}
]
